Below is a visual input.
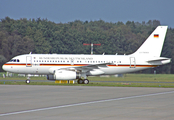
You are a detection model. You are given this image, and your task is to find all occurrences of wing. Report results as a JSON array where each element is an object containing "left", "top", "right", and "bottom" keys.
[
  {"left": 49, "top": 63, "right": 113, "bottom": 74},
  {"left": 73, "top": 63, "right": 113, "bottom": 72}
]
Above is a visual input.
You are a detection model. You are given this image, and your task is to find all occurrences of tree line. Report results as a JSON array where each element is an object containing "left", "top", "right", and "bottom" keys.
[{"left": 0, "top": 17, "right": 174, "bottom": 73}]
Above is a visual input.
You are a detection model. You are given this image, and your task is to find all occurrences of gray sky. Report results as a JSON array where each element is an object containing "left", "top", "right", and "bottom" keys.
[{"left": 1, "top": 0, "right": 174, "bottom": 28}]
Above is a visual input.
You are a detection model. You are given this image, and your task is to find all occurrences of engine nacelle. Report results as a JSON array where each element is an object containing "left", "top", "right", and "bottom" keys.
[{"left": 47, "top": 70, "right": 81, "bottom": 80}]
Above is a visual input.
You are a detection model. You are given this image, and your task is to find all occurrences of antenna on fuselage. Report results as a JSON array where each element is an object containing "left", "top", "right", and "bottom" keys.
[{"left": 29, "top": 52, "right": 32, "bottom": 54}]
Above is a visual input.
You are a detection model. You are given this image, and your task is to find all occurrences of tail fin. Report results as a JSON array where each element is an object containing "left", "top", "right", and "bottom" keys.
[{"left": 132, "top": 26, "right": 168, "bottom": 57}]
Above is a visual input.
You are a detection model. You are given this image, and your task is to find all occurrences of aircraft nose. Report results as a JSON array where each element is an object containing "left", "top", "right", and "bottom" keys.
[{"left": 2, "top": 64, "right": 8, "bottom": 71}]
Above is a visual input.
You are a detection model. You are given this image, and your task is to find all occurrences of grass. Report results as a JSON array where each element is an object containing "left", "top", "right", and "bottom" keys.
[
  {"left": 90, "top": 74, "right": 174, "bottom": 82},
  {"left": 0, "top": 74, "right": 174, "bottom": 88}
]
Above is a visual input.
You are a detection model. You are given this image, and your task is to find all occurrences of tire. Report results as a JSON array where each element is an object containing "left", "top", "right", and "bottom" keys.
[
  {"left": 84, "top": 79, "right": 89, "bottom": 84},
  {"left": 26, "top": 79, "right": 30, "bottom": 84},
  {"left": 77, "top": 79, "right": 84, "bottom": 84}
]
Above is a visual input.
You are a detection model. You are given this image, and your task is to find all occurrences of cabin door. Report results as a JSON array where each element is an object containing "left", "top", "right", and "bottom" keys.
[
  {"left": 26, "top": 56, "right": 32, "bottom": 67},
  {"left": 130, "top": 57, "right": 136, "bottom": 68}
]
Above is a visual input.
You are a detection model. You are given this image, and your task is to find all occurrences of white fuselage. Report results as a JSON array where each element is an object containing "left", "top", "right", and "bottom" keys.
[{"left": 2, "top": 54, "right": 164, "bottom": 75}]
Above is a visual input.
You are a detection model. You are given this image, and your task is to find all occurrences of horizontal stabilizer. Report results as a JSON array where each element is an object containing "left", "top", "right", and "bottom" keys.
[
  {"left": 146, "top": 57, "right": 171, "bottom": 65},
  {"left": 146, "top": 57, "right": 170, "bottom": 62}
]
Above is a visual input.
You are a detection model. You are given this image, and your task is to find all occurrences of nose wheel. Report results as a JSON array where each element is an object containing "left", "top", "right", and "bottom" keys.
[
  {"left": 26, "top": 74, "right": 30, "bottom": 84},
  {"left": 26, "top": 79, "right": 30, "bottom": 84},
  {"left": 77, "top": 79, "right": 89, "bottom": 84}
]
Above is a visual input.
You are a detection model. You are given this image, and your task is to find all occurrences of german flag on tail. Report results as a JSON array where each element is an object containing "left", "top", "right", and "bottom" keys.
[{"left": 154, "top": 34, "right": 159, "bottom": 38}]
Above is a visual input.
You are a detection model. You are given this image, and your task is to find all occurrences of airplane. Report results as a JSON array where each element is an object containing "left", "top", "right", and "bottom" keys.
[{"left": 2, "top": 26, "right": 171, "bottom": 84}]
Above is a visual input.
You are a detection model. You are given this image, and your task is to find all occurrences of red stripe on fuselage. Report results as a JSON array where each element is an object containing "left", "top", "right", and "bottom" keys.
[
  {"left": 4, "top": 63, "right": 26, "bottom": 66},
  {"left": 3, "top": 63, "right": 158, "bottom": 68}
]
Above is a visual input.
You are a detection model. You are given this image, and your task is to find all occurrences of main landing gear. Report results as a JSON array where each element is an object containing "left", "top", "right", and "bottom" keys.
[{"left": 77, "top": 79, "right": 89, "bottom": 84}]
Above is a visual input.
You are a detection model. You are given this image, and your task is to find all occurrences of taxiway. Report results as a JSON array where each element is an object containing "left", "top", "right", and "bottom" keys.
[{"left": 0, "top": 85, "right": 174, "bottom": 120}]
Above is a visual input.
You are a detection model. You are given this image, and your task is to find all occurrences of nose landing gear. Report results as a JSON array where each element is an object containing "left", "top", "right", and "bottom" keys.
[{"left": 25, "top": 75, "right": 30, "bottom": 84}]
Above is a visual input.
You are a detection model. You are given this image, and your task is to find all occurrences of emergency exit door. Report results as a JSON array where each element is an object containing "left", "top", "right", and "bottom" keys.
[{"left": 26, "top": 56, "right": 32, "bottom": 67}]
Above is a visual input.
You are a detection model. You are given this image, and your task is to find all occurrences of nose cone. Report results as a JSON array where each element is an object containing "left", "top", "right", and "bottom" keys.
[{"left": 2, "top": 64, "right": 8, "bottom": 72}]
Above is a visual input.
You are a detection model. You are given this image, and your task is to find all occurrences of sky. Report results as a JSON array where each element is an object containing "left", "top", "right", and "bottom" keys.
[{"left": 1, "top": 0, "right": 174, "bottom": 28}]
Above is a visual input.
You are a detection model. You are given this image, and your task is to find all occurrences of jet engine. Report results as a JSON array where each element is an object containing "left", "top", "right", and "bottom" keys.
[{"left": 47, "top": 70, "right": 81, "bottom": 80}]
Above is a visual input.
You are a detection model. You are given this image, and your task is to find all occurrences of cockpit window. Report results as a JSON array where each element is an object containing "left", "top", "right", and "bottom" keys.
[{"left": 10, "top": 59, "right": 20, "bottom": 62}]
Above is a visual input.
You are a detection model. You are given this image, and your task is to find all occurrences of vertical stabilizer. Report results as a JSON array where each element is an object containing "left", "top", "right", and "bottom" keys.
[{"left": 132, "top": 26, "right": 168, "bottom": 57}]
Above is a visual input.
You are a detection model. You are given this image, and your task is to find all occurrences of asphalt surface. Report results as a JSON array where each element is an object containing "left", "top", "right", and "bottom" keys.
[{"left": 0, "top": 85, "right": 174, "bottom": 120}]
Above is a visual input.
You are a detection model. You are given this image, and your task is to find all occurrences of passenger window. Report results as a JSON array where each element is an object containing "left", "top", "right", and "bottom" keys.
[{"left": 17, "top": 59, "right": 20, "bottom": 62}]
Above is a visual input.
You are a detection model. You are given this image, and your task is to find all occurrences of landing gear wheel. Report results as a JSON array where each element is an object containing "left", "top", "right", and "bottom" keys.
[
  {"left": 84, "top": 79, "right": 89, "bottom": 84},
  {"left": 26, "top": 79, "right": 30, "bottom": 84},
  {"left": 77, "top": 79, "right": 84, "bottom": 84}
]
